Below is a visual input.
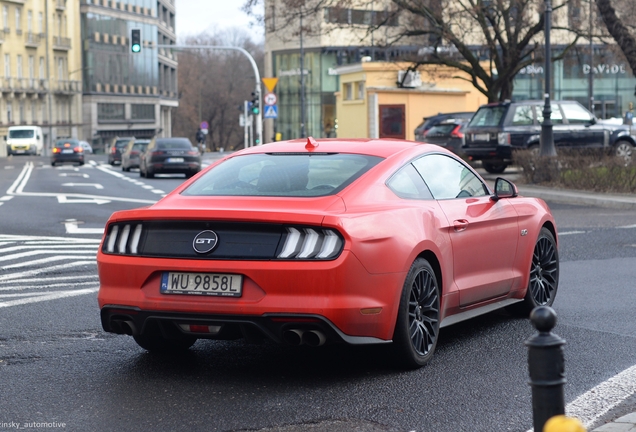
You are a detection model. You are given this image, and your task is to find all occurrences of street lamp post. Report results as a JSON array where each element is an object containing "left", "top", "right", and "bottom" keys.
[{"left": 540, "top": 0, "right": 557, "bottom": 157}]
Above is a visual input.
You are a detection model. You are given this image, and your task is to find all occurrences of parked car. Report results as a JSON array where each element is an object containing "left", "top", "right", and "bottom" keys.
[
  {"left": 463, "top": 100, "right": 636, "bottom": 173},
  {"left": 98, "top": 137, "right": 559, "bottom": 369},
  {"left": 422, "top": 119, "right": 469, "bottom": 155},
  {"left": 121, "top": 139, "right": 150, "bottom": 171},
  {"left": 51, "top": 139, "right": 85, "bottom": 166},
  {"left": 108, "top": 137, "right": 135, "bottom": 165},
  {"left": 139, "top": 137, "right": 201, "bottom": 178},
  {"left": 79, "top": 140, "right": 93, "bottom": 154},
  {"left": 414, "top": 112, "right": 474, "bottom": 142}
]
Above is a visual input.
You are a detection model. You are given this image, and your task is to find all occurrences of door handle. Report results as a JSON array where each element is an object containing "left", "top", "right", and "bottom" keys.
[{"left": 453, "top": 219, "right": 469, "bottom": 232}]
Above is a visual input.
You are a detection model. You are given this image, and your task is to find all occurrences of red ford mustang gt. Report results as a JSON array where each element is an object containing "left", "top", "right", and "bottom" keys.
[{"left": 97, "top": 138, "right": 559, "bottom": 368}]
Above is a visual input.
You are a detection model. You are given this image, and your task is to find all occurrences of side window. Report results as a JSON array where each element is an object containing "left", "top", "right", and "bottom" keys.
[
  {"left": 560, "top": 103, "right": 593, "bottom": 124},
  {"left": 386, "top": 164, "right": 433, "bottom": 200},
  {"left": 412, "top": 154, "right": 489, "bottom": 200},
  {"left": 536, "top": 103, "right": 564, "bottom": 125},
  {"left": 512, "top": 105, "right": 534, "bottom": 125}
]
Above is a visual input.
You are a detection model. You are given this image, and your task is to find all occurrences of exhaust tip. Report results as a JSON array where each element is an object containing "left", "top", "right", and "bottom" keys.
[
  {"left": 282, "top": 329, "right": 304, "bottom": 346},
  {"left": 120, "top": 320, "right": 137, "bottom": 336},
  {"left": 302, "top": 330, "right": 326, "bottom": 347}
]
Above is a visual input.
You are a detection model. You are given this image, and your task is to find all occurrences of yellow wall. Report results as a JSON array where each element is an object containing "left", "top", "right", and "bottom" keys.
[{"left": 335, "top": 62, "right": 489, "bottom": 140}]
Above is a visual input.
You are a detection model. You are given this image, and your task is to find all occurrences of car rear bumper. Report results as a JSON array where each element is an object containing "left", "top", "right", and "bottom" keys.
[
  {"left": 52, "top": 154, "right": 84, "bottom": 164},
  {"left": 149, "top": 161, "right": 201, "bottom": 173},
  {"left": 97, "top": 251, "right": 405, "bottom": 343},
  {"left": 463, "top": 145, "right": 513, "bottom": 162}
]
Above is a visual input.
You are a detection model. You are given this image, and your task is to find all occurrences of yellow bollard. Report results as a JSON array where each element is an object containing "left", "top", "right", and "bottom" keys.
[{"left": 543, "top": 415, "right": 586, "bottom": 432}]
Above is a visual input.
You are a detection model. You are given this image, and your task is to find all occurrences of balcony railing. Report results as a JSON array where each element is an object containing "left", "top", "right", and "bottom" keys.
[
  {"left": 1, "top": 77, "right": 48, "bottom": 93},
  {"left": 53, "top": 80, "right": 81, "bottom": 94},
  {"left": 24, "top": 32, "right": 41, "bottom": 48},
  {"left": 52, "top": 36, "right": 71, "bottom": 50},
  {"left": 56, "top": 0, "right": 66, "bottom": 11}
]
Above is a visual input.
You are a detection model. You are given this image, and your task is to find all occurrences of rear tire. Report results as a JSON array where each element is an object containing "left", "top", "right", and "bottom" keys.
[
  {"left": 482, "top": 161, "right": 508, "bottom": 174},
  {"left": 392, "top": 258, "right": 440, "bottom": 369},
  {"left": 614, "top": 140, "right": 633, "bottom": 163}
]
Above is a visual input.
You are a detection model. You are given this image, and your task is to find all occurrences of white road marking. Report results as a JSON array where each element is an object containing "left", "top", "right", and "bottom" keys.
[
  {"left": 64, "top": 219, "right": 105, "bottom": 234},
  {"left": 59, "top": 173, "right": 90, "bottom": 178},
  {"left": 0, "top": 280, "right": 99, "bottom": 292},
  {"left": 151, "top": 189, "right": 165, "bottom": 194},
  {"left": 0, "top": 261, "right": 95, "bottom": 281},
  {"left": 559, "top": 231, "right": 587, "bottom": 236},
  {"left": 0, "top": 248, "right": 95, "bottom": 262},
  {"left": 61, "top": 182, "right": 104, "bottom": 189},
  {"left": 57, "top": 195, "right": 111, "bottom": 205},
  {"left": 617, "top": 224, "right": 636, "bottom": 229},
  {"left": 0, "top": 288, "right": 99, "bottom": 308},
  {"left": 0, "top": 196, "right": 14, "bottom": 201}
]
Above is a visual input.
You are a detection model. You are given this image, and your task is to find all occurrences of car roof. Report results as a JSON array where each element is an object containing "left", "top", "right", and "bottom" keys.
[{"left": 234, "top": 138, "right": 436, "bottom": 158}]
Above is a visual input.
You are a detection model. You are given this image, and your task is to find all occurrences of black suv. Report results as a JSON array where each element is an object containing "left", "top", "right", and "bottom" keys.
[{"left": 463, "top": 100, "right": 636, "bottom": 173}]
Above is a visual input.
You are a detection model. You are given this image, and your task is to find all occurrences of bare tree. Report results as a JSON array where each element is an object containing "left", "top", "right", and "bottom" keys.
[
  {"left": 595, "top": 0, "right": 636, "bottom": 79},
  {"left": 244, "top": 0, "right": 581, "bottom": 102},
  {"left": 172, "top": 30, "right": 264, "bottom": 151}
]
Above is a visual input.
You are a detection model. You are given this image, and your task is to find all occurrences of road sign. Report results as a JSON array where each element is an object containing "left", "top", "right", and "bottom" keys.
[
  {"left": 264, "top": 92, "right": 277, "bottom": 106},
  {"left": 264, "top": 105, "right": 278, "bottom": 119},
  {"left": 200, "top": 121, "right": 208, "bottom": 129},
  {"left": 262, "top": 77, "right": 279, "bottom": 92}
]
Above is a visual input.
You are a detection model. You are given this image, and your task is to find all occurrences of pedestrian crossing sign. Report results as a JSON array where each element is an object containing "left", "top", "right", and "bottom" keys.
[{"left": 264, "top": 105, "right": 278, "bottom": 119}]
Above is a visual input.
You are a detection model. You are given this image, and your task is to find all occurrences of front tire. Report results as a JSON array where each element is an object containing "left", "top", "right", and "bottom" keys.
[
  {"left": 614, "top": 140, "right": 633, "bottom": 162},
  {"left": 392, "top": 258, "right": 440, "bottom": 369},
  {"left": 509, "top": 227, "right": 559, "bottom": 316}
]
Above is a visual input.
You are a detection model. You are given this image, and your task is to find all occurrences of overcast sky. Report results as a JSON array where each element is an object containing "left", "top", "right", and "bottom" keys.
[{"left": 175, "top": 0, "right": 263, "bottom": 41}]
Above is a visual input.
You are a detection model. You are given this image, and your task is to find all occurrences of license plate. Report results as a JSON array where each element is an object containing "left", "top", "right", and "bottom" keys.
[
  {"left": 473, "top": 133, "right": 490, "bottom": 141},
  {"left": 166, "top": 157, "right": 184, "bottom": 163},
  {"left": 160, "top": 272, "right": 242, "bottom": 297},
  {"left": 15, "top": 150, "right": 25, "bottom": 154},
  {"left": 62, "top": 149, "right": 73, "bottom": 154}
]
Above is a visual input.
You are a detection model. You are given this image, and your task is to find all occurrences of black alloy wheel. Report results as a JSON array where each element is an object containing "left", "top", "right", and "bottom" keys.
[
  {"left": 509, "top": 227, "right": 559, "bottom": 316},
  {"left": 392, "top": 258, "right": 440, "bottom": 369}
]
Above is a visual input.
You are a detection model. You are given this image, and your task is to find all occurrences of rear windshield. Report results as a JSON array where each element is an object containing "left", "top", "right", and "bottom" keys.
[
  {"left": 157, "top": 139, "right": 192, "bottom": 150},
  {"left": 183, "top": 153, "right": 382, "bottom": 197},
  {"left": 115, "top": 139, "right": 132, "bottom": 148},
  {"left": 55, "top": 140, "right": 78, "bottom": 147},
  {"left": 132, "top": 143, "right": 148, "bottom": 151},
  {"left": 9, "top": 130, "right": 35, "bottom": 139},
  {"left": 468, "top": 106, "right": 507, "bottom": 127},
  {"left": 427, "top": 124, "right": 456, "bottom": 135}
]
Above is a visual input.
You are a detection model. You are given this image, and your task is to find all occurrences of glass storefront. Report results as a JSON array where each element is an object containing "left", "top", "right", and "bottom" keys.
[{"left": 513, "top": 45, "right": 636, "bottom": 119}]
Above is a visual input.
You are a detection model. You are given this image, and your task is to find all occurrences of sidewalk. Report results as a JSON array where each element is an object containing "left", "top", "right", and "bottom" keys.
[{"left": 591, "top": 413, "right": 636, "bottom": 431}]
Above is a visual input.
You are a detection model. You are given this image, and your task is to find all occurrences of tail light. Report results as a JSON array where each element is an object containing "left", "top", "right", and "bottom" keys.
[
  {"left": 131, "top": 151, "right": 139, "bottom": 156},
  {"left": 278, "top": 227, "right": 343, "bottom": 260},
  {"left": 497, "top": 132, "right": 511, "bottom": 146},
  {"left": 52, "top": 147, "right": 60, "bottom": 153},
  {"left": 152, "top": 150, "right": 165, "bottom": 156},
  {"left": 74, "top": 146, "right": 83, "bottom": 153},
  {"left": 187, "top": 150, "right": 199, "bottom": 156},
  {"left": 450, "top": 125, "right": 464, "bottom": 139},
  {"left": 111, "top": 147, "right": 117, "bottom": 154},
  {"left": 104, "top": 223, "right": 144, "bottom": 255}
]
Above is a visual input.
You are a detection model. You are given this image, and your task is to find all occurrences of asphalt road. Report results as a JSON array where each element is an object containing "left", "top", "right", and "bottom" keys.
[{"left": 0, "top": 155, "right": 634, "bottom": 432}]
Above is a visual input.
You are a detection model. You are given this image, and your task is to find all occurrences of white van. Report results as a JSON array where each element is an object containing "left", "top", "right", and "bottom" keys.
[{"left": 7, "top": 126, "right": 44, "bottom": 155}]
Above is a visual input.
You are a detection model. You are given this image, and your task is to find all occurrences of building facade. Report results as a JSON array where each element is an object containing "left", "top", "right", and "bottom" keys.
[
  {"left": 0, "top": 0, "right": 82, "bottom": 155},
  {"left": 264, "top": 1, "right": 636, "bottom": 142},
  {"left": 80, "top": 0, "right": 177, "bottom": 153}
]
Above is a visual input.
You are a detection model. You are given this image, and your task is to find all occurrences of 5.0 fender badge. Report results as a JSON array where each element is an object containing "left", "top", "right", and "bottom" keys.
[{"left": 193, "top": 230, "right": 219, "bottom": 254}]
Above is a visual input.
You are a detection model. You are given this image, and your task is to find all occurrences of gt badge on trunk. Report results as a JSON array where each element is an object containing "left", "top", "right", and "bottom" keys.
[{"left": 193, "top": 230, "right": 218, "bottom": 254}]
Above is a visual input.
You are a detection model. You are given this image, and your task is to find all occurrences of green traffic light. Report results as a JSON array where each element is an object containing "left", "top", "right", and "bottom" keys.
[
  {"left": 132, "top": 44, "right": 141, "bottom": 53},
  {"left": 251, "top": 107, "right": 260, "bottom": 115}
]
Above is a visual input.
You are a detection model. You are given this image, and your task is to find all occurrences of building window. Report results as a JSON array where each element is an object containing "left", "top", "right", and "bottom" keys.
[
  {"left": 27, "top": 10, "right": 32, "bottom": 33},
  {"left": 4, "top": 54, "right": 10, "bottom": 78},
  {"left": 344, "top": 82, "right": 353, "bottom": 100},
  {"left": 357, "top": 81, "right": 365, "bottom": 100},
  {"left": 39, "top": 57, "right": 44, "bottom": 79},
  {"left": 28, "top": 55, "right": 34, "bottom": 80},
  {"left": 16, "top": 55, "right": 22, "bottom": 78},
  {"left": 97, "top": 103, "right": 125, "bottom": 121},
  {"left": 38, "top": 12, "right": 43, "bottom": 33},
  {"left": 7, "top": 102, "right": 12, "bottom": 123},
  {"left": 2, "top": 6, "right": 7, "bottom": 31},
  {"left": 15, "top": 8, "right": 21, "bottom": 32},
  {"left": 131, "top": 104, "right": 155, "bottom": 120},
  {"left": 324, "top": 7, "right": 399, "bottom": 26},
  {"left": 19, "top": 100, "right": 24, "bottom": 124},
  {"left": 31, "top": 101, "right": 37, "bottom": 123}
]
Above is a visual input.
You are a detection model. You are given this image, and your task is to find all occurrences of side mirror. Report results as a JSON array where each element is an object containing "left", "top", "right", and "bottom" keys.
[
  {"left": 589, "top": 117, "right": 597, "bottom": 125},
  {"left": 491, "top": 177, "right": 518, "bottom": 202}
]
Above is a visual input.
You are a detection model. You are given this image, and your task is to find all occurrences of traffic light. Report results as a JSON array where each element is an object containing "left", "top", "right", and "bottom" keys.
[
  {"left": 250, "top": 92, "right": 259, "bottom": 115},
  {"left": 131, "top": 29, "right": 141, "bottom": 53}
]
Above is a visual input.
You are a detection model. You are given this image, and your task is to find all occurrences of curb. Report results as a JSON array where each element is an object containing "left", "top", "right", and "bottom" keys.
[{"left": 517, "top": 185, "right": 636, "bottom": 210}]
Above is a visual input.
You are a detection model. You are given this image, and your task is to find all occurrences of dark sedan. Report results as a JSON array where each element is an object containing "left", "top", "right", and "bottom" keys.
[
  {"left": 51, "top": 139, "right": 85, "bottom": 166},
  {"left": 139, "top": 137, "right": 201, "bottom": 178},
  {"left": 422, "top": 119, "right": 469, "bottom": 155}
]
